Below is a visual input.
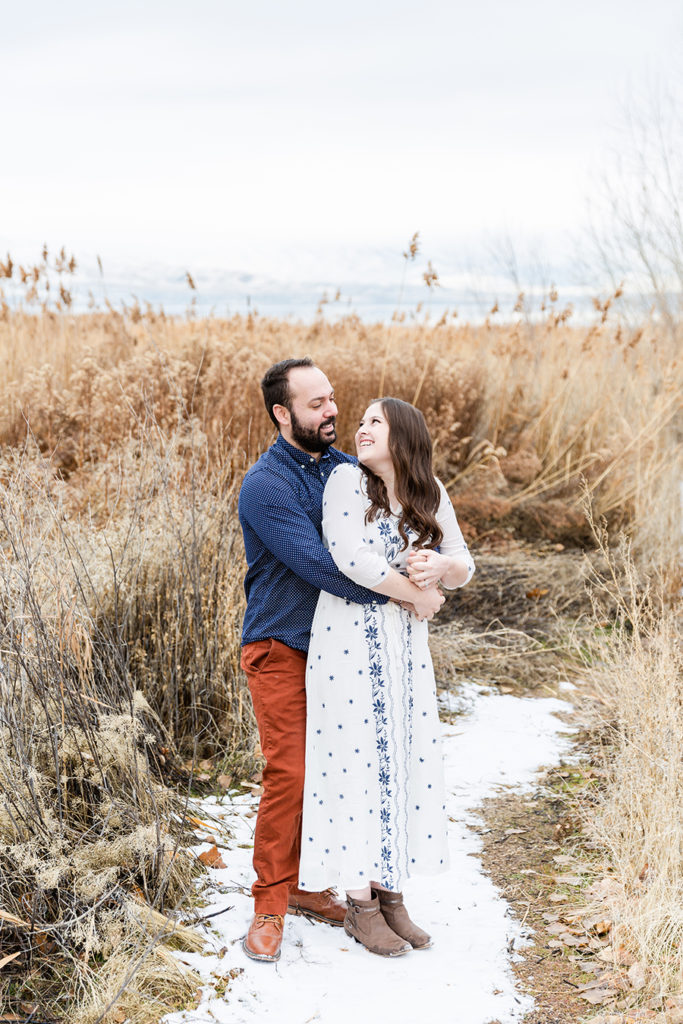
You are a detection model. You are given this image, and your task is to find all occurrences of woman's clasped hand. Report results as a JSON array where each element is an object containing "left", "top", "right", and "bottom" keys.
[{"left": 407, "top": 545, "right": 473, "bottom": 592}]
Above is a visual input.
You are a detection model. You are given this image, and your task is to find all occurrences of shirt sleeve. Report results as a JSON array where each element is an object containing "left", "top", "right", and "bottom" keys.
[
  {"left": 436, "top": 478, "right": 475, "bottom": 589},
  {"left": 239, "top": 467, "right": 387, "bottom": 605},
  {"left": 322, "top": 464, "right": 391, "bottom": 588}
]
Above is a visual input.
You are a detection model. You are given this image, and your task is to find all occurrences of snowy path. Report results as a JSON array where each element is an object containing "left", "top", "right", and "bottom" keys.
[{"left": 166, "top": 684, "right": 574, "bottom": 1024}]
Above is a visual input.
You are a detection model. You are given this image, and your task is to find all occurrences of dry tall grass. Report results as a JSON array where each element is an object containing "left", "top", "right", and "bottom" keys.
[
  {"left": 1, "top": 299, "right": 680, "bottom": 570},
  {"left": 578, "top": 521, "right": 683, "bottom": 999},
  {"left": 0, "top": 424, "right": 254, "bottom": 1020}
]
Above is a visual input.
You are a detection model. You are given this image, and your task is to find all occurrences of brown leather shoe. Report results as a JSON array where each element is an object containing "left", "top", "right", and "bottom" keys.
[
  {"left": 287, "top": 886, "right": 346, "bottom": 926},
  {"left": 344, "top": 894, "right": 411, "bottom": 957},
  {"left": 372, "top": 887, "right": 432, "bottom": 949},
  {"left": 242, "top": 913, "right": 284, "bottom": 962}
]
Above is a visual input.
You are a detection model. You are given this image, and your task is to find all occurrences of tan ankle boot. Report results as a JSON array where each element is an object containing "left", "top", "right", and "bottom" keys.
[
  {"left": 372, "top": 888, "right": 432, "bottom": 949},
  {"left": 344, "top": 895, "right": 411, "bottom": 957}
]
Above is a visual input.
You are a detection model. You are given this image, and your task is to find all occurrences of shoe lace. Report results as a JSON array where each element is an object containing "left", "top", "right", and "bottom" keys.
[{"left": 257, "top": 913, "right": 284, "bottom": 924}]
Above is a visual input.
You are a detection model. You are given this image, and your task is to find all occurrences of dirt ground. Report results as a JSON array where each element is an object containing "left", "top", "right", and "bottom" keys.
[{"left": 475, "top": 774, "right": 593, "bottom": 1023}]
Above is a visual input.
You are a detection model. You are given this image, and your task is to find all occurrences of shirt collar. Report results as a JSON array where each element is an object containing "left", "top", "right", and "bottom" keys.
[{"left": 274, "top": 433, "right": 335, "bottom": 468}]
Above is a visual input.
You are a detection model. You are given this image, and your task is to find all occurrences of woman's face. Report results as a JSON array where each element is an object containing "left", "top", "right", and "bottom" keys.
[{"left": 355, "top": 402, "right": 391, "bottom": 472}]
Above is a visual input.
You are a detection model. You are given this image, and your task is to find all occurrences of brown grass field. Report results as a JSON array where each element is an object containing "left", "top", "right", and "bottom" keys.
[{"left": 0, "top": 283, "right": 681, "bottom": 1020}]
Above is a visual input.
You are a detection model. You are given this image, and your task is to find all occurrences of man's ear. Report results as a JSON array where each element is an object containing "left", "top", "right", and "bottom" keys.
[{"left": 272, "top": 404, "right": 290, "bottom": 429}]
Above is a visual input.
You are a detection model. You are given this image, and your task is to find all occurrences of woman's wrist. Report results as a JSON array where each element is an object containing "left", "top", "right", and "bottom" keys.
[{"left": 440, "top": 556, "right": 470, "bottom": 589}]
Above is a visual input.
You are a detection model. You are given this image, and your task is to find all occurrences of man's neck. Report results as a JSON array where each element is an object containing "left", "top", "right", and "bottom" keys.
[{"left": 279, "top": 432, "right": 324, "bottom": 463}]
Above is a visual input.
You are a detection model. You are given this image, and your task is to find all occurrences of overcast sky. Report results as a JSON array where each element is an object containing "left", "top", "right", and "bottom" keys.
[{"left": 1, "top": 0, "right": 682, "bottom": 284}]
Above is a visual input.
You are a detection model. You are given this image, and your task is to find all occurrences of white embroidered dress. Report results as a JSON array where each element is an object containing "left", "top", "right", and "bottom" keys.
[{"left": 299, "top": 463, "right": 475, "bottom": 894}]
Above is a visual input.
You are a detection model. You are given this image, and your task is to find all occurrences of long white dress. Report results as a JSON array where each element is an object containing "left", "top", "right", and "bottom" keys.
[{"left": 298, "top": 463, "right": 475, "bottom": 894}]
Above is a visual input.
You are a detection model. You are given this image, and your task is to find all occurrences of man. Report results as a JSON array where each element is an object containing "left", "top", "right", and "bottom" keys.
[{"left": 238, "top": 358, "right": 443, "bottom": 962}]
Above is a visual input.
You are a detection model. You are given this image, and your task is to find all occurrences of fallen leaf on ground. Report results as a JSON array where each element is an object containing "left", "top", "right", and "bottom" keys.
[
  {"left": 593, "top": 877, "right": 623, "bottom": 898},
  {"left": 0, "top": 910, "right": 29, "bottom": 928},
  {"left": 187, "top": 815, "right": 211, "bottom": 829},
  {"left": 596, "top": 944, "right": 635, "bottom": 967},
  {"left": 578, "top": 977, "right": 612, "bottom": 993},
  {"left": 217, "top": 774, "right": 233, "bottom": 791},
  {"left": 34, "top": 931, "right": 57, "bottom": 955},
  {"left": 579, "top": 988, "right": 618, "bottom": 1005},
  {"left": 584, "top": 916, "right": 612, "bottom": 936},
  {"left": 558, "top": 932, "right": 585, "bottom": 947},
  {"left": 561, "top": 911, "right": 586, "bottom": 924},
  {"left": 553, "top": 874, "right": 584, "bottom": 885},
  {"left": 627, "top": 961, "right": 647, "bottom": 990},
  {"left": 0, "top": 951, "right": 22, "bottom": 969},
  {"left": 554, "top": 819, "right": 575, "bottom": 841},
  {"left": 198, "top": 845, "right": 227, "bottom": 869}
]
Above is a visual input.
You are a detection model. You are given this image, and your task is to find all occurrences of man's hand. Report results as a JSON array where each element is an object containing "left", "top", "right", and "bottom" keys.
[{"left": 410, "top": 584, "right": 444, "bottom": 621}]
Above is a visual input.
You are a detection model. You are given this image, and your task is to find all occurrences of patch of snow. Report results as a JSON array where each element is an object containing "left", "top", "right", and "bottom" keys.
[{"left": 165, "top": 684, "right": 574, "bottom": 1024}]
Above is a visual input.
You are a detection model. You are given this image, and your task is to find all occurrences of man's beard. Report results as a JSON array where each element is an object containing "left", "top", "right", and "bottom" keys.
[{"left": 290, "top": 409, "right": 337, "bottom": 453}]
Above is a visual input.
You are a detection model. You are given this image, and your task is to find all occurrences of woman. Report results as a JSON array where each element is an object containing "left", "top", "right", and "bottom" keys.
[{"left": 298, "top": 398, "right": 475, "bottom": 957}]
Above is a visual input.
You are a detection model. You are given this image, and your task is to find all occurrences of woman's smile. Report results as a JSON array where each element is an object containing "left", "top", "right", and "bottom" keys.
[{"left": 355, "top": 403, "right": 390, "bottom": 466}]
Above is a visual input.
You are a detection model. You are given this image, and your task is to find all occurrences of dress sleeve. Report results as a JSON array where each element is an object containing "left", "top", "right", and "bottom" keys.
[
  {"left": 322, "top": 464, "right": 391, "bottom": 589},
  {"left": 436, "top": 479, "right": 475, "bottom": 589}
]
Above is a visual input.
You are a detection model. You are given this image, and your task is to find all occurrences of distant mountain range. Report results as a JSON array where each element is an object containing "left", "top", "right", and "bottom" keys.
[{"left": 0, "top": 244, "right": 609, "bottom": 322}]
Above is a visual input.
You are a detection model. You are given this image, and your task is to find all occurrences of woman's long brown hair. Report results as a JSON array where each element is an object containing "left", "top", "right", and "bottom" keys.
[{"left": 360, "top": 397, "right": 443, "bottom": 551}]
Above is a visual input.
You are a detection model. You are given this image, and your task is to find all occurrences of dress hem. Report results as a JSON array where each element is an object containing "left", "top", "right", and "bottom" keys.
[{"left": 298, "top": 858, "right": 450, "bottom": 894}]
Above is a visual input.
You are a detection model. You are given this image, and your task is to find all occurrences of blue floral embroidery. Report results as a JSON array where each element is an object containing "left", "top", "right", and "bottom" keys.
[
  {"left": 377, "top": 515, "right": 414, "bottom": 568},
  {"left": 364, "top": 602, "right": 395, "bottom": 887},
  {"left": 377, "top": 517, "right": 402, "bottom": 563}
]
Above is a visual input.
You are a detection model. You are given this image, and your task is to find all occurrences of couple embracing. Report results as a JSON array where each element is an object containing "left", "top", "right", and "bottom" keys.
[{"left": 238, "top": 358, "right": 475, "bottom": 962}]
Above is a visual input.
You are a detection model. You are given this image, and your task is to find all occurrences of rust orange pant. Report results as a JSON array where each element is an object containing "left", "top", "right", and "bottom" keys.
[{"left": 241, "top": 639, "right": 308, "bottom": 915}]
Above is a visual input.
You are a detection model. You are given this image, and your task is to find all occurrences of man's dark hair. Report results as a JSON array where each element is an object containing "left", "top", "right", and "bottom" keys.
[{"left": 261, "top": 357, "right": 315, "bottom": 428}]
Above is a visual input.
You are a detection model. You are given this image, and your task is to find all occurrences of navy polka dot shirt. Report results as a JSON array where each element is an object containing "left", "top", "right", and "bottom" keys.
[{"left": 239, "top": 434, "right": 387, "bottom": 652}]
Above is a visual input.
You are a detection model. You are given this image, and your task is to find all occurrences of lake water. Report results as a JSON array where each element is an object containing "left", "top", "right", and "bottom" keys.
[{"left": 0, "top": 248, "right": 607, "bottom": 324}]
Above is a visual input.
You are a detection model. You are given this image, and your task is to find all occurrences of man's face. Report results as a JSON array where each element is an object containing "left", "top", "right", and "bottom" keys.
[{"left": 280, "top": 366, "right": 338, "bottom": 454}]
